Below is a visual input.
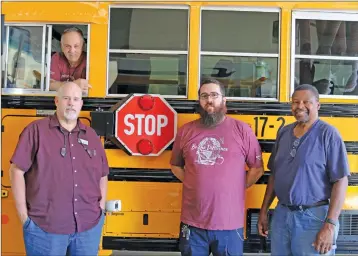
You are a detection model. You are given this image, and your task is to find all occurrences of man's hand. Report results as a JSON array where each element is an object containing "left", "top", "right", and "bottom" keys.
[
  {"left": 19, "top": 212, "right": 28, "bottom": 225},
  {"left": 312, "top": 223, "right": 335, "bottom": 254},
  {"left": 74, "top": 79, "right": 92, "bottom": 93},
  {"left": 257, "top": 211, "right": 269, "bottom": 237}
]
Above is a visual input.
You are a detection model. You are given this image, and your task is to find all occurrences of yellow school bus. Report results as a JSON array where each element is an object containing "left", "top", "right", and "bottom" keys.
[{"left": 1, "top": 1, "right": 358, "bottom": 255}]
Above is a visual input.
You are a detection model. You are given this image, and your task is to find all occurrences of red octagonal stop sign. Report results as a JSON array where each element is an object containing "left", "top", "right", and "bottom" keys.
[{"left": 114, "top": 94, "right": 177, "bottom": 156}]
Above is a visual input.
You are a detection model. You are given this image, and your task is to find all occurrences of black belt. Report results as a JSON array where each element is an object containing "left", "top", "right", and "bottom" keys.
[{"left": 282, "top": 200, "right": 329, "bottom": 211}]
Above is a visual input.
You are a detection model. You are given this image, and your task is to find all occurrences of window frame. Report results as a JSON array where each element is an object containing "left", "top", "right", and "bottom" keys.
[
  {"left": 291, "top": 10, "right": 358, "bottom": 99},
  {"left": 2, "top": 22, "right": 91, "bottom": 95},
  {"left": 106, "top": 4, "right": 190, "bottom": 98},
  {"left": 199, "top": 6, "right": 281, "bottom": 101}
]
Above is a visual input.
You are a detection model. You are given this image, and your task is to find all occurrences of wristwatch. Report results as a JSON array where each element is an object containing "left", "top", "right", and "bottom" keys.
[{"left": 325, "top": 218, "right": 338, "bottom": 226}]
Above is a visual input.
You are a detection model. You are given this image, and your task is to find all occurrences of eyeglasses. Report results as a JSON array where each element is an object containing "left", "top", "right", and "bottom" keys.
[
  {"left": 200, "top": 92, "right": 222, "bottom": 100},
  {"left": 290, "top": 138, "right": 300, "bottom": 158}
]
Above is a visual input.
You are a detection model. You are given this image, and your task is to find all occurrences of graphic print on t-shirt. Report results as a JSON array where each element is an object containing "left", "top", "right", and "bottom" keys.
[{"left": 191, "top": 137, "right": 228, "bottom": 166}]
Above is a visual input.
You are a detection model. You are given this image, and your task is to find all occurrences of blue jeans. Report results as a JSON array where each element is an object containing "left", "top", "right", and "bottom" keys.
[
  {"left": 271, "top": 204, "right": 339, "bottom": 256},
  {"left": 23, "top": 213, "right": 105, "bottom": 256},
  {"left": 179, "top": 222, "right": 244, "bottom": 256}
]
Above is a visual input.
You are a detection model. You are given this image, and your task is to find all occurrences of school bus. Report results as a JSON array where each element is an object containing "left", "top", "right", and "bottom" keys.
[{"left": 1, "top": 1, "right": 358, "bottom": 255}]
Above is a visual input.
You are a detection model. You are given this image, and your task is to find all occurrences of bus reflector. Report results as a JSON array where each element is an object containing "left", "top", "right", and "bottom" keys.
[
  {"left": 137, "top": 139, "right": 153, "bottom": 155},
  {"left": 2, "top": 214, "right": 9, "bottom": 224},
  {"left": 138, "top": 95, "right": 155, "bottom": 111}
]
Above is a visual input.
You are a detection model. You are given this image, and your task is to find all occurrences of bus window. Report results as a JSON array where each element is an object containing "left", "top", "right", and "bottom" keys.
[
  {"left": 107, "top": 6, "right": 189, "bottom": 97},
  {"left": 2, "top": 24, "right": 89, "bottom": 94},
  {"left": 47, "top": 25, "right": 89, "bottom": 93},
  {"left": 3, "top": 25, "right": 45, "bottom": 91},
  {"left": 292, "top": 11, "right": 358, "bottom": 97},
  {"left": 200, "top": 8, "right": 280, "bottom": 99}
]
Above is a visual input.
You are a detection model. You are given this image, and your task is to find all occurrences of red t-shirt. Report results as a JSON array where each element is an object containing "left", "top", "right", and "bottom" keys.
[
  {"left": 50, "top": 52, "right": 87, "bottom": 82},
  {"left": 170, "top": 117, "right": 263, "bottom": 230}
]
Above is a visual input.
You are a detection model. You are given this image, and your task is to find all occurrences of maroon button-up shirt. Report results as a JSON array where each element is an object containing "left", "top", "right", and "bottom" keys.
[{"left": 10, "top": 114, "right": 109, "bottom": 234}]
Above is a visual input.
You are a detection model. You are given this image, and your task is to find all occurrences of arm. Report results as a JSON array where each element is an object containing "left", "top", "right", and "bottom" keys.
[
  {"left": 50, "top": 79, "right": 91, "bottom": 92},
  {"left": 171, "top": 165, "right": 185, "bottom": 182},
  {"left": 99, "top": 176, "right": 108, "bottom": 210},
  {"left": 9, "top": 124, "right": 38, "bottom": 223},
  {"left": 243, "top": 123, "right": 264, "bottom": 188},
  {"left": 257, "top": 174, "right": 276, "bottom": 237},
  {"left": 313, "top": 176, "right": 348, "bottom": 253},
  {"left": 313, "top": 131, "right": 350, "bottom": 254},
  {"left": 50, "top": 80, "right": 66, "bottom": 91},
  {"left": 258, "top": 130, "right": 279, "bottom": 237},
  {"left": 170, "top": 127, "right": 185, "bottom": 182},
  {"left": 9, "top": 164, "right": 28, "bottom": 224},
  {"left": 326, "top": 176, "right": 348, "bottom": 221},
  {"left": 246, "top": 166, "right": 264, "bottom": 188},
  {"left": 260, "top": 175, "right": 276, "bottom": 213}
]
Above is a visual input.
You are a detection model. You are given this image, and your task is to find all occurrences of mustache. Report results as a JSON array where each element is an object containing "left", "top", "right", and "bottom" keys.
[
  {"left": 65, "top": 108, "right": 76, "bottom": 111},
  {"left": 295, "top": 109, "right": 307, "bottom": 114}
]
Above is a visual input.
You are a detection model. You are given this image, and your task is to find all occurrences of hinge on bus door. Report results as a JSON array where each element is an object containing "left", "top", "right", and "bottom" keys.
[{"left": 1, "top": 125, "right": 4, "bottom": 132}]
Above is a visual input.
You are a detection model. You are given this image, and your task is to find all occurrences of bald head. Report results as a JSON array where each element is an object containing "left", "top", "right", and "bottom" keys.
[
  {"left": 55, "top": 82, "right": 83, "bottom": 122},
  {"left": 57, "top": 82, "right": 82, "bottom": 98}
]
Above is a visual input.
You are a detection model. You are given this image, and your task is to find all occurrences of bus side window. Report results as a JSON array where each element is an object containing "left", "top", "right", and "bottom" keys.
[
  {"left": 107, "top": 6, "right": 189, "bottom": 97},
  {"left": 293, "top": 13, "right": 358, "bottom": 97},
  {"left": 3, "top": 25, "right": 44, "bottom": 91},
  {"left": 48, "top": 25, "right": 89, "bottom": 92},
  {"left": 2, "top": 23, "right": 89, "bottom": 94},
  {"left": 200, "top": 9, "right": 280, "bottom": 99}
]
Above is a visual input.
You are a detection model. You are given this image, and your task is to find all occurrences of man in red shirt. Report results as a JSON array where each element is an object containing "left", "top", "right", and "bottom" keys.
[
  {"left": 10, "top": 82, "right": 108, "bottom": 256},
  {"left": 50, "top": 27, "right": 91, "bottom": 94}
]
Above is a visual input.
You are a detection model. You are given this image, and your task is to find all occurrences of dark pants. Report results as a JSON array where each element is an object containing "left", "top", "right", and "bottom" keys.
[{"left": 179, "top": 222, "right": 244, "bottom": 256}]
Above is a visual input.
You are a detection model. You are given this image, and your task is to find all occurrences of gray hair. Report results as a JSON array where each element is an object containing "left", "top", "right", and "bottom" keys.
[
  {"left": 60, "top": 27, "right": 85, "bottom": 45},
  {"left": 293, "top": 84, "right": 320, "bottom": 101},
  {"left": 198, "top": 77, "right": 225, "bottom": 96}
]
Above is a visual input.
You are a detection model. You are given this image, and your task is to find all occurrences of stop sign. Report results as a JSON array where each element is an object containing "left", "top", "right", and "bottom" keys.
[{"left": 114, "top": 94, "right": 177, "bottom": 156}]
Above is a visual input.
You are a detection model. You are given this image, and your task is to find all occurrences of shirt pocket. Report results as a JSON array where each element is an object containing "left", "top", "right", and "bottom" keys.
[{"left": 83, "top": 148, "right": 102, "bottom": 181}]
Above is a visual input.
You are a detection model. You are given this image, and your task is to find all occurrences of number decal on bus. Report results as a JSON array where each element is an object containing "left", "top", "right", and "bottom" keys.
[{"left": 254, "top": 116, "right": 286, "bottom": 138}]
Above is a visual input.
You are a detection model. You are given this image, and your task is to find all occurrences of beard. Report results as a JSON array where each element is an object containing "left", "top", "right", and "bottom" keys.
[
  {"left": 64, "top": 108, "right": 78, "bottom": 121},
  {"left": 294, "top": 109, "right": 309, "bottom": 123},
  {"left": 198, "top": 101, "right": 227, "bottom": 127}
]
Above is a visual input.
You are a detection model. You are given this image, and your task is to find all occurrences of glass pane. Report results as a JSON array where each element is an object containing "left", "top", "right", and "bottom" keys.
[
  {"left": 108, "top": 53, "right": 187, "bottom": 96},
  {"left": 201, "top": 10, "right": 279, "bottom": 53},
  {"left": 295, "top": 20, "right": 358, "bottom": 57},
  {"left": 5, "top": 26, "right": 44, "bottom": 89},
  {"left": 1, "top": 24, "right": 7, "bottom": 87},
  {"left": 294, "top": 58, "right": 358, "bottom": 95},
  {"left": 201, "top": 55, "right": 278, "bottom": 98},
  {"left": 110, "top": 8, "right": 188, "bottom": 51}
]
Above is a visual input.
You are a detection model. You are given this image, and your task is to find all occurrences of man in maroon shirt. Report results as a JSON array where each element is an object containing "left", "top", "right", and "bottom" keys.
[
  {"left": 50, "top": 27, "right": 91, "bottom": 94},
  {"left": 10, "top": 82, "right": 109, "bottom": 256}
]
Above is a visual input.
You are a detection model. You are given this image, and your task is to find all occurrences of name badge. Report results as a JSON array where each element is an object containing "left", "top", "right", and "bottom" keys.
[{"left": 78, "top": 138, "right": 88, "bottom": 145}]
